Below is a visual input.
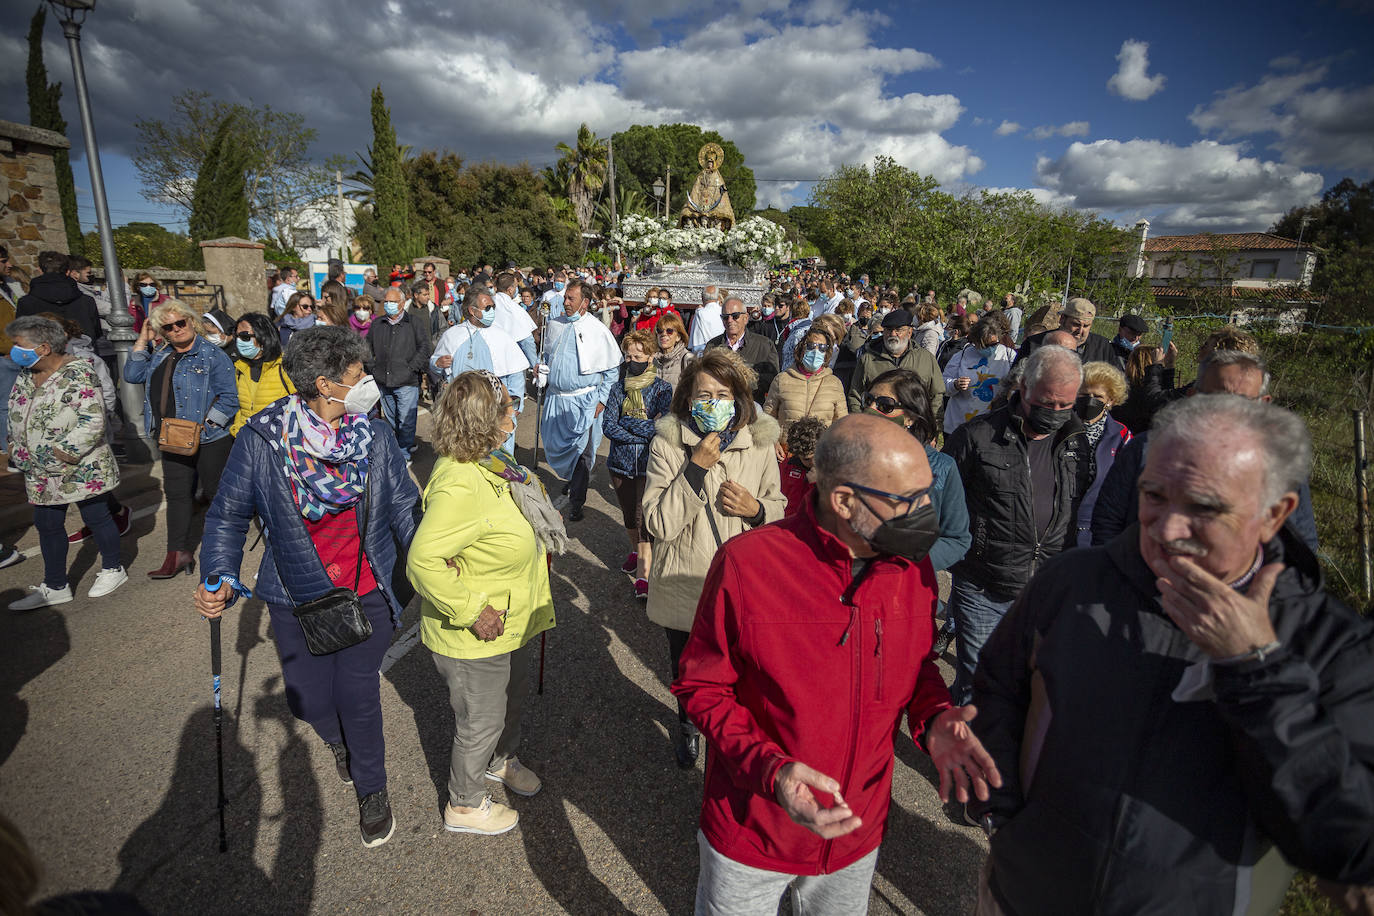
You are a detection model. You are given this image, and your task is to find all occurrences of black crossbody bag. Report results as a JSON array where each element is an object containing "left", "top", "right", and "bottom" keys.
[{"left": 271, "top": 477, "right": 374, "bottom": 656}]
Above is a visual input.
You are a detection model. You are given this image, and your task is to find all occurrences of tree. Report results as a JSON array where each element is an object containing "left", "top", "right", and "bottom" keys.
[
  {"left": 364, "top": 85, "right": 421, "bottom": 267},
  {"left": 188, "top": 114, "right": 251, "bottom": 245},
  {"left": 610, "top": 124, "right": 757, "bottom": 217},
  {"left": 1272, "top": 178, "right": 1374, "bottom": 324},
  {"left": 595, "top": 185, "right": 651, "bottom": 235},
  {"left": 133, "top": 90, "right": 335, "bottom": 249},
  {"left": 81, "top": 222, "right": 197, "bottom": 271},
  {"left": 552, "top": 124, "right": 608, "bottom": 235},
  {"left": 26, "top": 8, "right": 83, "bottom": 256}
]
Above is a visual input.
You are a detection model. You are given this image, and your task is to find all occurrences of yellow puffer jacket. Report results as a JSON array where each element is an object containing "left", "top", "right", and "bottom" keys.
[
  {"left": 409, "top": 457, "right": 556, "bottom": 660},
  {"left": 230, "top": 357, "right": 294, "bottom": 436}
]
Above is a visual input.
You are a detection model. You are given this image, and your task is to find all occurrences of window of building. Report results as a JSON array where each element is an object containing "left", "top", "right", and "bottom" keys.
[
  {"left": 1250, "top": 259, "right": 1278, "bottom": 279},
  {"left": 293, "top": 227, "right": 320, "bottom": 249}
]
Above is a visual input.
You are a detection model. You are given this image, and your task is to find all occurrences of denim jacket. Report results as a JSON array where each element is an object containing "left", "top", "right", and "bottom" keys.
[{"left": 123, "top": 335, "right": 238, "bottom": 443}]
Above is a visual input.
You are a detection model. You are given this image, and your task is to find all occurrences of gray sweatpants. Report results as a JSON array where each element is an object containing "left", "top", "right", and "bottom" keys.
[
  {"left": 431, "top": 641, "right": 534, "bottom": 808},
  {"left": 694, "top": 830, "right": 878, "bottom": 916}
]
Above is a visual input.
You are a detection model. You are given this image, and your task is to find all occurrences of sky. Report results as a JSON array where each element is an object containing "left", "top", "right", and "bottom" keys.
[{"left": 2, "top": 0, "right": 1372, "bottom": 239}]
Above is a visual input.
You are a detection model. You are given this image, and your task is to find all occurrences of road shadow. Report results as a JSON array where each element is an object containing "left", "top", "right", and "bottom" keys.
[
  {"left": 0, "top": 603, "right": 70, "bottom": 766},
  {"left": 876, "top": 801, "right": 985, "bottom": 916},
  {"left": 114, "top": 686, "right": 323, "bottom": 916}
]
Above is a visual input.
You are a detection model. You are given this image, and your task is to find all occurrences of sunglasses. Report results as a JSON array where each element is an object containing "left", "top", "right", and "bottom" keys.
[
  {"left": 236, "top": 331, "right": 256, "bottom": 342},
  {"left": 299, "top": 302, "right": 315, "bottom": 311},
  {"left": 804, "top": 343, "right": 831, "bottom": 353},
  {"left": 722, "top": 312, "right": 747, "bottom": 320},
  {"left": 160, "top": 319, "right": 189, "bottom": 333},
  {"left": 863, "top": 393, "right": 902, "bottom": 414}
]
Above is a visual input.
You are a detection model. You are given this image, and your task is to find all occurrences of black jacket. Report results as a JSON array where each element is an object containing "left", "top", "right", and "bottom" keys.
[
  {"left": 1014, "top": 329, "right": 1123, "bottom": 370},
  {"left": 1110, "top": 364, "right": 1174, "bottom": 434},
  {"left": 972, "top": 524, "right": 1374, "bottom": 914},
  {"left": 705, "top": 331, "right": 780, "bottom": 404},
  {"left": 366, "top": 311, "right": 432, "bottom": 387},
  {"left": 17, "top": 273, "right": 102, "bottom": 341},
  {"left": 942, "top": 398, "right": 1094, "bottom": 598}
]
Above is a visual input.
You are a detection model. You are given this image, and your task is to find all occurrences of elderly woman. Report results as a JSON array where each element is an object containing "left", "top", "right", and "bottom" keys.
[
  {"left": 6, "top": 317, "right": 125, "bottom": 609},
  {"left": 914, "top": 303, "right": 943, "bottom": 356},
  {"left": 763, "top": 325, "right": 847, "bottom": 461},
  {"left": 230, "top": 312, "right": 295, "bottom": 436},
  {"left": 277, "top": 292, "right": 318, "bottom": 350},
  {"left": 653, "top": 311, "right": 693, "bottom": 389},
  {"left": 942, "top": 314, "right": 1017, "bottom": 434},
  {"left": 1075, "top": 361, "right": 1132, "bottom": 547},
  {"left": 643, "top": 349, "right": 784, "bottom": 767},
  {"left": 197, "top": 326, "right": 419, "bottom": 849},
  {"left": 602, "top": 330, "right": 674, "bottom": 599},
  {"left": 408, "top": 370, "right": 562, "bottom": 837},
  {"left": 124, "top": 299, "right": 238, "bottom": 579},
  {"left": 349, "top": 295, "right": 376, "bottom": 338}
]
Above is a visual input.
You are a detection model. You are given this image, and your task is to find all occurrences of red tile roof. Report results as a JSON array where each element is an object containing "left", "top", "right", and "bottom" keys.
[
  {"left": 1150, "top": 285, "right": 1325, "bottom": 302},
  {"left": 1144, "top": 232, "right": 1308, "bottom": 252}
]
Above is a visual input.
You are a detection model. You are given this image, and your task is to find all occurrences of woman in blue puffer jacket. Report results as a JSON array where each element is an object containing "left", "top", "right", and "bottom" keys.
[{"left": 195, "top": 326, "right": 421, "bottom": 850}]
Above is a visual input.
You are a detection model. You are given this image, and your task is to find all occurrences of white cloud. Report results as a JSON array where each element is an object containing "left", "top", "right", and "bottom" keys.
[
  {"left": 1035, "top": 138, "right": 1321, "bottom": 229},
  {"left": 1028, "top": 120, "right": 1090, "bottom": 140},
  {"left": 1107, "top": 39, "right": 1166, "bottom": 101},
  {"left": 995, "top": 120, "right": 1022, "bottom": 136},
  {"left": 1189, "top": 64, "right": 1374, "bottom": 172}
]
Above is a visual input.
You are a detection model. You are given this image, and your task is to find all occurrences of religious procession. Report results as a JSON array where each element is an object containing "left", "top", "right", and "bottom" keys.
[{"left": 3, "top": 8, "right": 1374, "bottom": 912}]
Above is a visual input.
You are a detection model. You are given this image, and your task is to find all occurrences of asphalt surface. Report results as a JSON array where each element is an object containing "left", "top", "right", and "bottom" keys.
[{"left": 0, "top": 407, "right": 987, "bottom": 916}]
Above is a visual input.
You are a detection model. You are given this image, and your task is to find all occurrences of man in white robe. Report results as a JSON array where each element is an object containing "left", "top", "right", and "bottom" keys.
[{"left": 431, "top": 289, "right": 531, "bottom": 454}]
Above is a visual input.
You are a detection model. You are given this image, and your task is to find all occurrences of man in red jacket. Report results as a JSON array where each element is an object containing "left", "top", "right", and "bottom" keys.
[{"left": 674, "top": 414, "right": 1000, "bottom": 914}]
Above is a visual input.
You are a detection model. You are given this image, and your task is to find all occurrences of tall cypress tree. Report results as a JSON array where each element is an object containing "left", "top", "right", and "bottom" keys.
[
  {"left": 367, "top": 85, "right": 417, "bottom": 267},
  {"left": 26, "top": 8, "right": 84, "bottom": 256},
  {"left": 189, "top": 114, "right": 250, "bottom": 247}
]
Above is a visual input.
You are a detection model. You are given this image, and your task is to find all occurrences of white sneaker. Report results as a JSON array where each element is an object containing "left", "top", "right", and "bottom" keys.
[
  {"left": 10, "top": 583, "right": 74, "bottom": 611},
  {"left": 87, "top": 566, "right": 128, "bottom": 599}
]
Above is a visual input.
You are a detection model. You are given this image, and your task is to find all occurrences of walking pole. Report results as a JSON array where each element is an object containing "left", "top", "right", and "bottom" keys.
[
  {"left": 207, "top": 578, "right": 228, "bottom": 853},
  {"left": 532, "top": 304, "right": 551, "bottom": 470},
  {"left": 538, "top": 554, "right": 551, "bottom": 694}
]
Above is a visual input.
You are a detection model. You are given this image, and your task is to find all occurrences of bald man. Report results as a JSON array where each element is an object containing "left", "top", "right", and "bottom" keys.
[{"left": 675, "top": 414, "right": 1000, "bottom": 913}]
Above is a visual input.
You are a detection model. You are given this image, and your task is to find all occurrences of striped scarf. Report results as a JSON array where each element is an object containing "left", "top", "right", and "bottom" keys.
[{"left": 271, "top": 396, "right": 373, "bottom": 520}]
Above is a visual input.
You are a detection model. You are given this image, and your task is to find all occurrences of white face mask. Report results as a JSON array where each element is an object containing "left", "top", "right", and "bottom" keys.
[
  {"left": 206, "top": 333, "right": 224, "bottom": 345},
  {"left": 648, "top": 297, "right": 660, "bottom": 307},
  {"left": 329, "top": 374, "right": 381, "bottom": 415}
]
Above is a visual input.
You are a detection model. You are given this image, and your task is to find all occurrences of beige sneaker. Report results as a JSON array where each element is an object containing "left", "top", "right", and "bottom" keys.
[
  {"left": 485, "top": 756, "right": 542, "bottom": 797},
  {"left": 443, "top": 796, "right": 518, "bottom": 835}
]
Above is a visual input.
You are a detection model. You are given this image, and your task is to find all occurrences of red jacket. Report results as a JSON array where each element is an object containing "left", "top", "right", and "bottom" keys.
[
  {"left": 672, "top": 495, "right": 950, "bottom": 875},
  {"left": 779, "top": 456, "right": 812, "bottom": 517},
  {"left": 635, "top": 304, "right": 679, "bottom": 332}
]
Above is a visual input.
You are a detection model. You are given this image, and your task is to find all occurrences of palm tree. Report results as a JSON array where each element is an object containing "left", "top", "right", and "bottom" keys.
[
  {"left": 344, "top": 142, "right": 412, "bottom": 206},
  {"left": 553, "top": 124, "right": 607, "bottom": 235},
  {"left": 595, "top": 185, "right": 651, "bottom": 234}
]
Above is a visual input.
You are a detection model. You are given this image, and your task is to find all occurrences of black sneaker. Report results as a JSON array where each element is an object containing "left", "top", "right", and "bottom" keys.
[
  {"left": 327, "top": 741, "right": 353, "bottom": 785},
  {"left": 568, "top": 505, "right": 585, "bottom": 522},
  {"left": 359, "top": 790, "right": 395, "bottom": 848},
  {"left": 933, "top": 619, "right": 954, "bottom": 657}
]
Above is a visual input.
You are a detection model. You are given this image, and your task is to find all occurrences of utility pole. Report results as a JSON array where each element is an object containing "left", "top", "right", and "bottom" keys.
[
  {"left": 665, "top": 165, "right": 671, "bottom": 223},
  {"left": 336, "top": 169, "right": 346, "bottom": 261},
  {"left": 607, "top": 138, "right": 617, "bottom": 233}
]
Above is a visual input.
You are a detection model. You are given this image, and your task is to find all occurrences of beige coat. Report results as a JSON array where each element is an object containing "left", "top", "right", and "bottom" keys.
[
  {"left": 643, "top": 412, "right": 784, "bottom": 632},
  {"left": 655, "top": 343, "right": 693, "bottom": 390},
  {"left": 763, "top": 366, "right": 847, "bottom": 440}
]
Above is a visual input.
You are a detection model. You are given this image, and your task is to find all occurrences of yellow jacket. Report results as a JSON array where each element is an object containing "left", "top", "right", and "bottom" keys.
[
  {"left": 230, "top": 357, "right": 294, "bottom": 436},
  {"left": 408, "top": 457, "right": 555, "bottom": 659}
]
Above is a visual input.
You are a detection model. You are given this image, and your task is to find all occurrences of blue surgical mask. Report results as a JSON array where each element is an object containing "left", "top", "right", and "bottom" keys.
[
  {"left": 801, "top": 348, "right": 826, "bottom": 371},
  {"left": 383, "top": 301, "right": 400, "bottom": 317},
  {"left": 10, "top": 344, "right": 40, "bottom": 368},
  {"left": 1118, "top": 336, "right": 1139, "bottom": 351},
  {"left": 138, "top": 285, "right": 157, "bottom": 298},
  {"left": 978, "top": 345, "right": 998, "bottom": 359},
  {"left": 235, "top": 338, "right": 261, "bottom": 359},
  {"left": 480, "top": 306, "right": 496, "bottom": 327},
  {"left": 691, "top": 398, "right": 736, "bottom": 432},
  {"left": 554, "top": 281, "right": 565, "bottom": 292},
  {"left": 566, "top": 310, "right": 582, "bottom": 323}
]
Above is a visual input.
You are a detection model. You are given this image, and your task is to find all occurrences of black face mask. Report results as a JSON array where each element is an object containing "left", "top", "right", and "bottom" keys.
[
  {"left": 625, "top": 360, "right": 649, "bottom": 377},
  {"left": 855, "top": 493, "right": 941, "bottom": 563},
  {"left": 1025, "top": 402, "right": 1074, "bottom": 436},
  {"left": 1075, "top": 395, "right": 1105, "bottom": 422}
]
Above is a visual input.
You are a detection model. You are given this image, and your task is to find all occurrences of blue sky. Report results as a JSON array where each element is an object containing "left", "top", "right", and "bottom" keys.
[{"left": 2, "top": 0, "right": 1371, "bottom": 238}]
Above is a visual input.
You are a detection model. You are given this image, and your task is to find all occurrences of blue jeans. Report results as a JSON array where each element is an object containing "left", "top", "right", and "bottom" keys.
[
  {"left": 947, "top": 576, "right": 1016, "bottom": 706},
  {"left": 0, "top": 354, "right": 20, "bottom": 449},
  {"left": 33, "top": 497, "right": 122, "bottom": 588},
  {"left": 378, "top": 384, "right": 419, "bottom": 457},
  {"left": 268, "top": 589, "right": 393, "bottom": 797}
]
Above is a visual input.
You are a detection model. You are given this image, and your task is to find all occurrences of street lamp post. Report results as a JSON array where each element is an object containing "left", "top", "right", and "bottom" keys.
[
  {"left": 652, "top": 177, "right": 664, "bottom": 219},
  {"left": 48, "top": 0, "right": 151, "bottom": 457}
]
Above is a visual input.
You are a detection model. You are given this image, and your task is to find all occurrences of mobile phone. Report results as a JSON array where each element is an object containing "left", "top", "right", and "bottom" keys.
[{"left": 1159, "top": 318, "right": 1174, "bottom": 353}]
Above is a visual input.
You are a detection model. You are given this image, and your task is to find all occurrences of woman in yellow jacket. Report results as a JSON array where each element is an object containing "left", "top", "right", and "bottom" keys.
[
  {"left": 407, "top": 370, "right": 564, "bottom": 838},
  {"left": 230, "top": 312, "right": 294, "bottom": 435}
]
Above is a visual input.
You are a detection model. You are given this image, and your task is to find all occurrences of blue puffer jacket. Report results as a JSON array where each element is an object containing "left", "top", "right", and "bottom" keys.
[
  {"left": 601, "top": 376, "right": 673, "bottom": 477},
  {"left": 200, "top": 399, "right": 422, "bottom": 625},
  {"left": 925, "top": 444, "right": 972, "bottom": 572},
  {"left": 123, "top": 335, "right": 238, "bottom": 443}
]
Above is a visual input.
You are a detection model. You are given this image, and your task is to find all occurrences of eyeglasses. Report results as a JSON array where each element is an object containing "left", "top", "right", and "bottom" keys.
[
  {"left": 235, "top": 331, "right": 256, "bottom": 342},
  {"left": 804, "top": 343, "right": 831, "bottom": 353},
  {"left": 844, "top": 481, "right": 931, "bottom": 516},
  {"left": 160, "top": 319, "right": 189, "bottom": 333},
  {"left": 722, "top": 312, "right": 747, "bottom": 320},
  {"left": 424, "top": 269, "right": 435, "bottom": 275},
  {"left": 863, "top": 393, "right": 902, "bottom": 414}
]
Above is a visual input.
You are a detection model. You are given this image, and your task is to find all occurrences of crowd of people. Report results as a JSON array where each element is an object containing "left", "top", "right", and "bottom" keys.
[{"left": 4, "top": 246, "right": 1372, "bottom": 914}]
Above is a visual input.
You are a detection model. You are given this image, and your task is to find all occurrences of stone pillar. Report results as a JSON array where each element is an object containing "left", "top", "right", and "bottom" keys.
[
  {"left": 200, "top": 237, "right": 266, "bottom": 317},
  {"left": 0, "top": 120, "right": 73, "bottom": 266},
  {"left": 411, "top": 256, "right": 450, "bottom": 279}
]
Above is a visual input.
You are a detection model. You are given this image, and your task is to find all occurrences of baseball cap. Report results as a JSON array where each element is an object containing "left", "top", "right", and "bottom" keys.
[{"left": 1061, "top": 297, "right": 1097, "bottom": 321}]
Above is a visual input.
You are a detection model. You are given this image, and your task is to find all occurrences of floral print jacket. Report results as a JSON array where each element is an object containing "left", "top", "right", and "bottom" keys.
[{"left": 7, "top": 359, "right": 119, "bottom": 505}]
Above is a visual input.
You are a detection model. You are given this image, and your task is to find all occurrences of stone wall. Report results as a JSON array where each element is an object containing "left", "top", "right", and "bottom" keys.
[
  {"left": 0, "top": 120, "right": 72, "bottom": 268},
  {"left": 200, "top": 237, "right": 266, "bottom": 317}
]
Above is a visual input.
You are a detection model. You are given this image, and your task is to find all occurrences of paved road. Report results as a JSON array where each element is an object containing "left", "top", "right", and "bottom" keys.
[{"left": 0, "top": 408, "right": 987, "bottom": 915}]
